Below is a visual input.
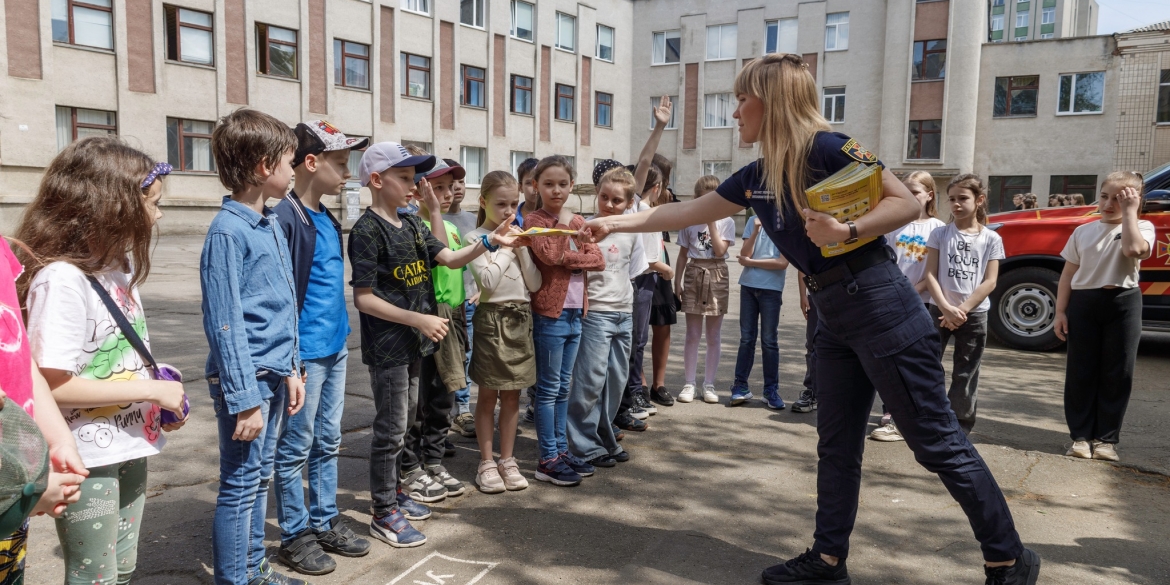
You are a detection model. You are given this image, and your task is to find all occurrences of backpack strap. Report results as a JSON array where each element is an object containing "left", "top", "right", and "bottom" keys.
[{"left": 85, "top": 275, "right": 159, "bottom": 374}]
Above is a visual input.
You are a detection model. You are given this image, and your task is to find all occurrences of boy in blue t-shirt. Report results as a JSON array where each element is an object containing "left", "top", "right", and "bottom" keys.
[
  {"left": 272, "top": 121, "right": 372, "bottom": 576},
  {"left": 729, "top": 216, "right": 789, "bottom": 409}
]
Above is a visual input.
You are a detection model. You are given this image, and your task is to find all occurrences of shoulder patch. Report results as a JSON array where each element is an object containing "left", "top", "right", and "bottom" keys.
[{"left": 841, "top": 138, "right": 878, "bottom": 163}]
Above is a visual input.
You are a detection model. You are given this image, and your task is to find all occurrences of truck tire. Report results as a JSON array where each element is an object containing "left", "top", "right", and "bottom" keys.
[{"left": 989, "top": 266, "right": 1064, "bottom": 351}]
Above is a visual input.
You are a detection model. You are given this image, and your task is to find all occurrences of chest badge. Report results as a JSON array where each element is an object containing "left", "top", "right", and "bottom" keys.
[{"left": 841, "top": 139, "right": 878, "bottom": 163}]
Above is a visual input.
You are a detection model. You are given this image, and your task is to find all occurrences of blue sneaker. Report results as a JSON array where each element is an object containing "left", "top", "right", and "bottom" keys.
[
  {"left": 248, "top": 557, "right": 311, "bottom": 585},
  {"left": 763, "top": 388, "right": 786, "bottom": 411},
  {"left": 369, "top": 509, "right": 427, "bottom": 548},
  {"left": 729, "top": 386, "right": 753, "bottom": 406},
  {"left": 534, "top": 456, "right": 582, "bottom": 486},
  {"left": 561, "top": 452, "right": 595, "bottom": 477},
  {"left": 395, "top": 488, "right": 431, "bottom": 521}
]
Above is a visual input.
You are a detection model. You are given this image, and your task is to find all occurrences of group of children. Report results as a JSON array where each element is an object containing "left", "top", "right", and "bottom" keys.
[{"left": 0, "top": 98, "right": 1150, "bottom": 585}]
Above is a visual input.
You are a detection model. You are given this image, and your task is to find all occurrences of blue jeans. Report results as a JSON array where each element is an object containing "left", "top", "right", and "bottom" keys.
[
  {"left": 732, "top": 285, "right": 782, "bottom": 393},
  {"left": 211, "top": 372, "right": 287, "bottom": 585},
  {"left": 567, "top": 311, "right": 631, "bottom": 460},
  {"left": 274, "top": 348, "right": 347, "bottom": 542},
  {"left": 533, "top": 308, "right": 582, "bottom": 461},
  {"left": 455, "top": 302, "right": 475, "bottom": 413}
]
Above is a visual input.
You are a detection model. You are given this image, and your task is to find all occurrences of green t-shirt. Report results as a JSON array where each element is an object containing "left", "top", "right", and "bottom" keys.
[{"left": 422, "top": 219, "right": 466, "bottom": 306}]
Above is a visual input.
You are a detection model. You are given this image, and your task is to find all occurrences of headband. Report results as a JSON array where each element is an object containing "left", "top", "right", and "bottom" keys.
[{"left": 141, "top": 162, "right": 173, "bottom": 189}]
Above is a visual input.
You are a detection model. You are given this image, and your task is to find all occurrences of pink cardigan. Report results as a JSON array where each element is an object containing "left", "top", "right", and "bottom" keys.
[{"left": 526, "top": 209, "right": 606, "bottom": 318}]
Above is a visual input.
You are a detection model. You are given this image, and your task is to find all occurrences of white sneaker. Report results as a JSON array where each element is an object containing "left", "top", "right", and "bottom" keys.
[
  {"left": 1066, "top": 440, "right": 1092, "bottom": 459},
  {"left": 869, "top": 423, "right": 905, "bottom": 442},
  {"left": 1091, "top": 441, "right": 1119, "bottom": 461},
  {"left": 702, "top": 385, "right": 719, "bottom": 404},
  {"left": 677, "top": 384, "right": 695, "bottom": 403}
]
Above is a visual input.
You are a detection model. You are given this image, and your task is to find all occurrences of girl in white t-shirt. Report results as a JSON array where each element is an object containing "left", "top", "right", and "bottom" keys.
[
  {"left": 870, "top": 171, "right": 946, "bottom": 442},
  {"left": 17, "top": 137, "right": 188, "bottom": 585},
  {"left": 924, "top": 174, "right": 1004, "bottom": 435},
  {"left": 1053, "top": 172, "right": 1154, "bottom": 462},
  {"left": 674, "top": 175, "right": 737, "bottom": 404}
]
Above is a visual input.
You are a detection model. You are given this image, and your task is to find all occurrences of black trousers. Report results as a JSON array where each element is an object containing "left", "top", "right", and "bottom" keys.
[
  {"left": 1064, "top": 287, "right": 1142, "bottom": 444},
  {"left": 402, "top": 352, "right": 453, "bottom": 471},
  {"left": 802, "top": 296, "right": 817, "bottom": 397},
  {"left": 621, "top": 273, "right": 657, "bottom": 413}
]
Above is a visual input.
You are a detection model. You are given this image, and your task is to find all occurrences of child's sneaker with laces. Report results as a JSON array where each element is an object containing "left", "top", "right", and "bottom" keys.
[
  {"left": 1091, "top": 441, "right": 1119, "bottom": 461},
  {"left": 401, "top": 467, "right": 447, "bottom": 503},
  {"left": 476, "top": 459, "right": 506, "bottom": 494},
  {"left": 791, "top": 389, "right": 817, "bottom": 413},
  {"left": 983, "top": 548, "right": 1041, "bottom": 585},
  {"left": 702, "top": 384, "right": 719, "bottom": 404},
  {"left": 561, "top": 452, "right": 595, "bottom": 477},
  {"left": 535, "top": 455, "right": 582, "bottom": 486},
  {"left": 677, "top": 383, "right": 696, "bottom": 403},
  {"left": 426, "top": 464, "right": 466, "bottom": 496},
  {"left": 634, "top": 392, "right": 658, "bottom": 415},
  {"left": 1065, "top": 440, "right": 1092, "bottom": 459},
  {"left": 369, "top": 509, "right": 427, "bottom": 548},
  {"left": 761, "top": 548, "right": 849, "bottom": 585},
  {"left": 629, "top": 405, "right": 650, "bottom": 420},
  {"left": 395, "top": 488, "right": 431, "bottom": 520},
  {"left": 454, "top": 411, "right": 476, "bottom": 437},
  {"left": 728, "top": 386, "right": 753, "bottom": 406},
  {"left": 869, "top": 423, "right": 904, "bottom": 442},
  {"left": 497, "top": 456, "right": 529, "bottom": 490},
  {"left": 763, "top": 388, "right": 786, "bottom": 410},
  {"left": 248, "top": 557, "right": 313, "bottom": 585}
]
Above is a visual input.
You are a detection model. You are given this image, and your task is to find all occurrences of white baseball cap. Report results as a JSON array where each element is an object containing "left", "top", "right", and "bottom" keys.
[{"left": 358, "top": 142, "right": 436, "bottom": 187}]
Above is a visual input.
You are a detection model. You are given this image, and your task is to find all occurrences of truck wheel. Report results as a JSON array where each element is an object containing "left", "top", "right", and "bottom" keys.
[{"left": 989, "top": 266, "right": 1063, "bottom": 351}]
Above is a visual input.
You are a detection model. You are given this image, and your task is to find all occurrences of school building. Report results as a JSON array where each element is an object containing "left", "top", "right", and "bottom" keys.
[{"left": 1, "top": 0, "right": 1169, "bottom": 233}]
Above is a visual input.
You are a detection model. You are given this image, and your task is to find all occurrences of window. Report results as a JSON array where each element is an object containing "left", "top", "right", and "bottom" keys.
[
  {"left": 1158, "top": 70, "right": 1170, "bottom": 124},
  {"left": 166, "top": 117, "right": 216, "bottom": 172},
  {"left": 702, "top": 160, "right": 732, "bottom": 181},
  {"left": 257, "top": 24, "right": 297, "bottom": 78},
  {"left": 825, "top": 12, "right": 849, "bottom": 51},
  {"left": 400, "top": 53, "right": 431, "bottom": 99},
  {"left": 1040, "top": 33, "right": 1053, "bottom": 39},
  {"left": 1057, "top": 72, "right": 1104, "bottom": 114},
  {"left": 991, "top": 14, "right": 1004, "bottom": 31},
  {"left": 1050, "top": 175, "right": 1097, "bottom": 201},
  {"left": 556, "top": 84, "right": 575, "bottom": 121},
  {"left": 165, "top": 6, "right": 213, "bottom": 65},
  {"left": 652, "top": 31, "right": 681, "bottom": 65},
  {"left": 462, "top": 65, "right": 486, "bottom": 107},
  {"left": 511, "top": 75, "right": 533, "bottom": 114},
  {"left": 557, "top": 155, "right": 576, "bottom": 173},
  {"left": 704, "top": 93, "right": 734, "bottom": 128},
  {"left": 992, "top": 0, "right": 1004, "bottom": 5},
  {"left": 334, "top": 40, "right": 369, "bottom": 89},
  {"left": 401, "top": 0, "right": 428, "bottom": 15},
  {"left": 347, "top": 139, "right": 369, "bottom": 178},
  {"left": 460, "top": 0, "right": 484, "bottom": 28},
  {"left": 1015, "top": 36, "right": 1029, "bottom": 42},
  {"left": 989, "top": 176, "right": 1032, "bottom": 212},
  {"left": 993, "top": 75, "right": 1038, "bottom": 117},
  {"left": 596, "top": 24, "right": 614, "bottom": 62},
  {"left": 706, "top": 24, "right": 737, "bottom": 60},
  {"left": 649, "top": 96, "right": 678, "bottom": 130},
  {"left": 1016, "top": 11, "right": 1029, "bottom": 28},
  {"left": 511, "top": 151, "right": 533, "bottom": 176},
  {"left": 912, "top": 40, "right": 946, "bottom": 81},
  {"left": 596, "top": 92, "right": 613, "bottom": 127},
  {"left": 556, "top": 12, "right": 575, "bottom": 52},
  {"left": 823, "top": 87, "right": 845, "bottom": 123},
  {"left": 907, "top": 120, "right": 941, "bottom": 160},
  {"left": 765, "top": 19, "right": 798, "bottom": 54},
  {"left": 1042, "top": 7, "right": 1055, "bottom": 25},
  {"left": 461, "top": 146, "right": 487, "bottom": 186},
  {"left": 402, "top": 140, "right": 432, "bottom": 153},
  {"left": 511, "top": 0, "right": 534, "bottom": 41},
  {"left": 55, "top": 106, "right": 116, "bottom": 151},
  {"left": 51, "top": 0, "right": 113, "bottom": 50}
]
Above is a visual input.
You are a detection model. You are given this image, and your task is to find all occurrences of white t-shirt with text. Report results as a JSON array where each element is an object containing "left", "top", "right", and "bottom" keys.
[{"left": 926, "top": 224, "right": 1005, "bottom": 313}]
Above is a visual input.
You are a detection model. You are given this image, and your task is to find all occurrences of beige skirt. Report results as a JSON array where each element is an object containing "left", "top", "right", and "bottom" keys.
[
  {"left": 679, "top": 259, "right": 730, "bottom": 316},
  {"left": 470, "top": 302, "right": 536, "bottom": 390}
]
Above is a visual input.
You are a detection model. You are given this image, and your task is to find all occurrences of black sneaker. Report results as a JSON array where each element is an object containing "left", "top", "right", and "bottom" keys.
[
  {"left": 634, "top": 393, "right": 658, "bottom": 415},
  {"left": 761, "top": 549, "right": 849, "bottom": 585},
  {"left": 650, "top": 386, "right": 675, "bottom": 406},
  {"left": 984, "top": 548, "right": 1041, "bottom": 585},
  {"left": 588, "top": 454, "right": 617, "bottom": 467},
  {"left": 316, "top": 517, "right": 371, "bottom": 558},
  {"left": 444, "top": 438, "right": 456, "bottom": 457},
  {"left": 615, "top": 412, "right": 648, "bottom": 432},
  {"left": 629, "top": 405, "right": 650, "bottom": 421},
  {"left": 791, "top": 389, "right": 818, "bottom": 413},
  {"left": 277, "top": 530, "right": 336, "bottom": 576},
  {"left": 523, "top": 403, "right": 535, "bottom": 423},
  {"left": 249, "top": 558, "right": 313, "bottom": 585},
  {"left": 612, "top": 424, "right": 625, "bottom": 441},
  {"left": 612, "top": 450, "right": 631, "bottom": 463}
]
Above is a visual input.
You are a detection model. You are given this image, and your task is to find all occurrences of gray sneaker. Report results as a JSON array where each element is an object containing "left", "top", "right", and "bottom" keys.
[
  {"left": 402, "top": 467, "right": 447, "bottom": 503},
  {"left": 426, "top": 464, "right": 466, "bottom": 496},
  {"left": 791, "top": 389, "right": 817, "bottom": 413}
]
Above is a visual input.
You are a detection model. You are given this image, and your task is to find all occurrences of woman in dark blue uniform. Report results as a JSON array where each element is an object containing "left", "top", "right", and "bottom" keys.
[{"left": 585, "top": 53, "right": 1039, "bottom": 585}]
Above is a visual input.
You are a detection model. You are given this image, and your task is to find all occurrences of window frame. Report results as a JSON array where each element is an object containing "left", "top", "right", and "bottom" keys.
[
  {"left": 400, "top": 52, "right": 432, "bottom": 99},
  {"left": 555, "top": 83, "right": 575, "bottom": 122},
  {"left": 54, "top": 0, "right": 114, "bottom": 50},
  {"left": 595, "top": 91, "right": 613, "bottom": 128},
  {"left": 164, "top": 5, "right": 214, "bottom": 66},
  {"left": 649, "top": 96, "right": 678, "bottom": 130},
  {"left": 401, "top": 0, "right": 429, "bottom": 17},
  {"left": 991, "top": 14, "right": 1004, "bottom": 31},
  {"left": 906, "top": 119, "right": 942, "bottom": 160},
  {"left": 1041, "top": 6, "right": 1055, "bottom": 25},
  {"left": 511, "top": 74, "right": 533, "bottom": 115},
  {"left": 1158, "top": 70, "right": 1170, "bottom": 124},
  {"left": 166, "top": 117, "right": 217, "bottom": 173},
  {"left": 333, "top": 39, "right": 370, "bottom": 90},
  {"left": 703, "top": 92, "right": 735, "bottom": 129},
  {"left": 706, "top": 23, "right": 738, "bottom": 61},
  {"left": 822, "top": 87, "right": 845, "bottom": 124},
  {"left": 459, "top": 0, "right": 485, "bottom": 29},
  {"left": 1056, "top": 71, "right": 1105, "bottom": 116},
  {"left": 555, "top": 11, "right": 576, "bottom": 53},
  {"left": 1016, "top": 11, "right": 1029, "bottom": 29},
  {"left": 510, "top": 0, "right": 534, "bottom": 42},
  {"left": 765, "top": 18, "right": 798, "bottom": 55},
  {"left": 825, "top": 12, "right": 849, "bottom": 52},
  {"left": 652, "top": 30, "right": 681, "bottom": 65},
  {"left": 596, "top": 24, "right": 614, "bottom": 62},
  {"left": 510, "top": 151, "right": 534, "bottom": 177},
  {"left": 993, "top": 75, "right": 1039, "bottom": 118},
  {"left": 57, "top": 106, "right": 117, "bottom": 148},
  {"left": 461, "top": 64, "right": 486, "bottom": 108},
  {"left": 256, "top": 23, "right": 298, "bottom": 79},
  {"left": 912, "top": 39, "right": 946, "bottom": 81},
  {"left": 702, "top": 160, "right": 732, "bottom": 181},
  {"left": 461, "top": 146, "right": 487, "bottom": 188},
  {"left": 1049, "top": 175, "right": 1098, "bottom": 200},
  {"left": 989, "top": 175, "right": 1033, "bottom": 213}
]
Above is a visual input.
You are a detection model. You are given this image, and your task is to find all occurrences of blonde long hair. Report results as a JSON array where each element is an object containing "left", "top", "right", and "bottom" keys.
[
  {"left": 903, "top": 171, "right": 938, "bottom": 218},
  {"left": 733, "top": 53, "right": 829, "bottom": 213},
  {"left": 476, "top": 170, "right": 518, "bottom": 227}
]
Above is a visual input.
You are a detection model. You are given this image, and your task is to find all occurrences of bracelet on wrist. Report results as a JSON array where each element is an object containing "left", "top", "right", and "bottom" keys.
[{"left": 480, "top": 234, "right": 500, "bottom": 252}]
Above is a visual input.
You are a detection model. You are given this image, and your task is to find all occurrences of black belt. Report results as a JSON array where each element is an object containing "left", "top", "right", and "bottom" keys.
[{"left": 803, "top": 245, "right": 894, "bottom": 293}]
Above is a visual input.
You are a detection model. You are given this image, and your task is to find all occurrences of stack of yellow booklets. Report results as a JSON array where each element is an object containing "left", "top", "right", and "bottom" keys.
[{"left": 805, "top": 162, "right": 884, "bottom": 257}]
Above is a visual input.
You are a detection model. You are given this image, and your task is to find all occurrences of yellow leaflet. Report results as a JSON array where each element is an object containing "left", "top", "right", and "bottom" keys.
[
  {"left": 805, "top": 162, "right": 884, "bottom": 258},
  {"left": 518, "top": 227, "right": 579, "bottom": 237}
]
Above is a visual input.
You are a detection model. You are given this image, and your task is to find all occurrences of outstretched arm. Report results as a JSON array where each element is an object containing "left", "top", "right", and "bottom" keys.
[
  {"left": 586, "top": 194, "right": 745, "bottom": 241},
  {"left": 634, "top": 96, "right": 673, "bottom": 194}
]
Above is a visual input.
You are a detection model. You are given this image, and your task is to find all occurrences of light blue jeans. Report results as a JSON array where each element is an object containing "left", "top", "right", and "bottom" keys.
[
  {"left": 567, "top": 311, "right": 631, "bottom": 461},
  {"left": 274, "top": 348, "right": 347, "bottom": 542},
  {"left": 454, "top": 302, "right": 474, "bottom": 414},
  {"left": 533, "top": 308, "right": 582, "bottom": 461}
]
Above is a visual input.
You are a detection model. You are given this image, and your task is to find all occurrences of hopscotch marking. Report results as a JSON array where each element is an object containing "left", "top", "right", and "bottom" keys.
[{"left": 386, "top": 552, "right": 498, "bottom": 585}]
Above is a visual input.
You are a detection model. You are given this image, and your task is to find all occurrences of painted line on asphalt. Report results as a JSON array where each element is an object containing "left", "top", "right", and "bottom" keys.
[{"left": 386, "top": 552, "right": 498, "bottom": 585}]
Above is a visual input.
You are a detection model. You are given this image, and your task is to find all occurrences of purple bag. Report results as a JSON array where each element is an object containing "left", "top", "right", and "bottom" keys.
[{"left": 156, "top": 364, "right": 189, "bottom": 425}]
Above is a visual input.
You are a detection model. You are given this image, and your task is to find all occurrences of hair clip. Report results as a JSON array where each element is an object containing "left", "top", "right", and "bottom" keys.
[
  {"left": 801, "top": 62, "right": 809, "bottom": 70},
  {"left": 141, "top": 161, "right": 173, "bottom": 189}
]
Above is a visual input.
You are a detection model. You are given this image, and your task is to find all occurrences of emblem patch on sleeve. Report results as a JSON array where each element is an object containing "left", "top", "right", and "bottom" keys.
[{"left": 841, "top": 138, "right": 878, "bottom": 163}]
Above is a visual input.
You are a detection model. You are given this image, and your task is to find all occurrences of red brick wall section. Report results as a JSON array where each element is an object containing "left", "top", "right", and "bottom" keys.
[
  {"left": 225, "top": 0, "right": 248, "bottom": 104},
  {"left": 580, "top": 56, "right": 591, "bottom": 146},
  {"left": 909, "top": 79, "right": 945, "bottom": 120},
  {"left": 914, "top": 0, "right": 950, "bottom": 41},
  {"left": 440, "top": 21, "right": 455, "bottom": 130},
  {"left": 5, "top": 0, "right": 42, "bottom": 79},
  {"left": 802, "top": 53, "right": 818, "bottom": 82},
  {"left": 380, "top": 6, "right": 395, "bottom": 123},
  {"left": 125, "top": 0, "right": 156, "bottom": 92},
  {"left": 493, "top": 34, "right": 506, "bottom": 137},
  {"left": 683, "top": 62, "right": 698, "bottom": 150},
  {"left": 540, "top": 45, "right": 551, "bottom": 142},
  {"left": 308, "top": 0, "right": 326, "bottom": 114}
]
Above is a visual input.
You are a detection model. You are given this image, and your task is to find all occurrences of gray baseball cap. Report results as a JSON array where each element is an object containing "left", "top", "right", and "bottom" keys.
[{"left": 357, "top": 142, "right": 436, "bottom": 187}]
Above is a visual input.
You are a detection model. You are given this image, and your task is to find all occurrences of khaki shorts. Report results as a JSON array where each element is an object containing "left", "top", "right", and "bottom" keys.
[{"left": 680, "top": 259, "right": 730, "bottom": 316}]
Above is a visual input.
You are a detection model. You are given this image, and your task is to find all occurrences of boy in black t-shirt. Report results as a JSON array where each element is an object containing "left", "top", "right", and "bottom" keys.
[{"left": 348, "top": 142, "right": 517, "bottom": 549}]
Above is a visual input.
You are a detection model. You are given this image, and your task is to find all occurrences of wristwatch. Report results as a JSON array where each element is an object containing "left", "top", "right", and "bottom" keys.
[{"left": 844, "top": 220, "right": 859, "bottom": 245}]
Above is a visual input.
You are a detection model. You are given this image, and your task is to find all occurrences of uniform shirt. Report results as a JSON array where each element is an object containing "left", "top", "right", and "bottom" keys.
[
  {"left": 421, "top": 219, "right": 467, "bottom": 306},
  {"left": 886, "top": 218, "right": 946, "bottom": 302},
  {"left": 1061, "top": 219, "right": 1155, "bottom": 290},
  {"left": 348, "top": 210, "right": 447, "bottom": 368},
  {"left": 739, "top": 218, "right": 786, "bottom": 292},
  {"left": 926, "top": 223, "right": 1005, "bottom": 313},
  {"left": 299, "top": 205, "right": 350, "bottom": 360},
  {"left": 716, "top": 132, "right": 887, "bottom": 276},
  {"left": 677, "top": 217, "right": 736, "bottom": 260}
]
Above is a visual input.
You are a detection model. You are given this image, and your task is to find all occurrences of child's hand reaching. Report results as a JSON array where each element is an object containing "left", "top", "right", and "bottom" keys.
[
  {"left": 415, "top": 314, "right": 450, "bottom": 342},
  {"left": 233, "top": 406, "right": 264, "bottom": 442},
  {"left": 33, "top": 470, "right": 86, "bottom": 517},
  {"left": 489, "top": 217, "right": 521, "bottom": 247},
  {"left": 652, "top": 95, "right": 673, "bottom": 128},
  {"left": 286, "top": 375, "right": 306, "bottom": 416}
]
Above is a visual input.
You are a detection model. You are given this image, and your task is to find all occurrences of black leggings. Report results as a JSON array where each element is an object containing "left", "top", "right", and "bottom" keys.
[{"left": 1064, "top": 287, "right": 1142, "bottom": 444}]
